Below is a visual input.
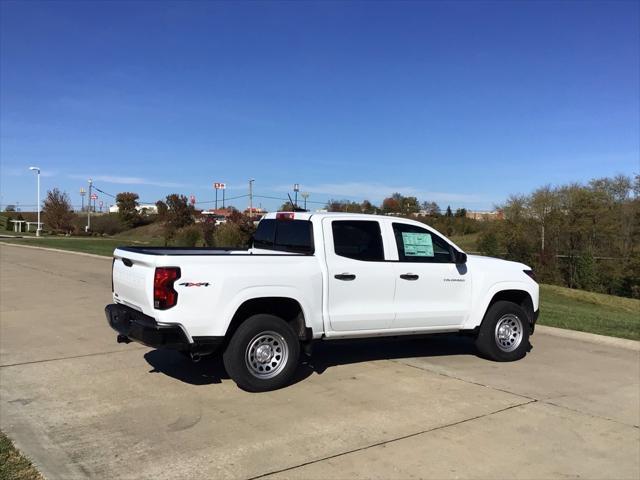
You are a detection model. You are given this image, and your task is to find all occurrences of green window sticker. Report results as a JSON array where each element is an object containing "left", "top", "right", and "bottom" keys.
[{"left": 402, "top": 232, "right": 434, "bottom": 257}]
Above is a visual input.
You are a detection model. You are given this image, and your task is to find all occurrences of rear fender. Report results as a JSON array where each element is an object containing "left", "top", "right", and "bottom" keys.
[{"left": 219, "top": 287, "right": 314, "bottom": 337}]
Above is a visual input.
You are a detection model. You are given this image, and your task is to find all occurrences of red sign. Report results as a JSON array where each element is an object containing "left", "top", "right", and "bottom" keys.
[
  {"left": 90, "top": 193, "right": 98, "bottom": 200},
  {"left": 213, "top": 182, "right": 226, "bottom": 190}
]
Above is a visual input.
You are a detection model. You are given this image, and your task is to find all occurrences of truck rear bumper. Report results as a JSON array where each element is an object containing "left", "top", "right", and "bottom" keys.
[{"left": 105, "top": 304, "right": 223, "bottom": 355}]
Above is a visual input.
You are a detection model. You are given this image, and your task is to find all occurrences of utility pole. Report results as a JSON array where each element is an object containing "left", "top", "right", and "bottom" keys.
[
  {"left": 249, "top": 179, "right": 255, "bottom": 219},
  {"left": 301, "top": 192, "right": 309, "bottom": 211},
  {"left": 293, "top": 183, "right": 300, "bottom": 209},
  {"left": 80, "top": 187, "right": 86, "bottom": 212},
  {"left": 86, "top": 178, "right": 92, "bottom": 231},
  {"left": 29, "top": 167, "right": 41, "bottom": 236}
]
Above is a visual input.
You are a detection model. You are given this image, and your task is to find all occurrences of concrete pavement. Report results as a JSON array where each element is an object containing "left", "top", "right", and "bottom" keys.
[{"left": 1, "top": 243, "right": 638, "bottom": 479}]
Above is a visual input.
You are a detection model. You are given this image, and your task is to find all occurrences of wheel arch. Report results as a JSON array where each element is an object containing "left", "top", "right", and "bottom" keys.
[
  {"left": 225, "top": 296, "right": 311, "bottom": 343},
  {"left": 465, "top": 282, "right": 537, "bottom": 331}
]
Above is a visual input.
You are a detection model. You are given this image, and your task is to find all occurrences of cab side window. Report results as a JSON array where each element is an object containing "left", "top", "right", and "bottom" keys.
[
  {"left": 392, "top": 223, "right": 454, "bottom": 263},
  {"left": 332, "top": 220, "right": 384, "bottom": 261}
]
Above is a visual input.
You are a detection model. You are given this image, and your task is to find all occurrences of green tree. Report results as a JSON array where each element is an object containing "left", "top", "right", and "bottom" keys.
[{"left": 115, "top": 192, "right": 141, "bottom": 228}]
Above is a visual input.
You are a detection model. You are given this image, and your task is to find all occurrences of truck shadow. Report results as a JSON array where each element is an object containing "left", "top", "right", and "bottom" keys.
[{"left": 143, "top": 333, "right": 478, "bottom": 387}]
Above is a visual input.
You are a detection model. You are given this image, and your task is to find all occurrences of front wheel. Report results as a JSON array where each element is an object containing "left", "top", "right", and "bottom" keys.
[
  {"left": 475, "top": 301, "right": 531, "bottom": 361},
  {"left": 223, "top": 314, "right": 300, "bottom": 392}
]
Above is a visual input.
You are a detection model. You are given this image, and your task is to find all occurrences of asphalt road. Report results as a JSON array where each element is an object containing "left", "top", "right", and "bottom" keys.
[{"left": 1, "top": 243, "right": 639, "bottom": 479}]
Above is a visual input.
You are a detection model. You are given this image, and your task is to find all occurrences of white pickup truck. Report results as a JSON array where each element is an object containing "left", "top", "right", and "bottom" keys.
[{"left": 106, "top": 212, "right": 539, "bottom": 391}]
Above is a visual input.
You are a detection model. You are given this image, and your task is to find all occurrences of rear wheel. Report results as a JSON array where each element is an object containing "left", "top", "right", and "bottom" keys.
[
  {"left": 223, "top": 314, "right": 300, "bottom": 392},
  {"left": 475, "top": 301, "right": 530, "bottom": 361}
]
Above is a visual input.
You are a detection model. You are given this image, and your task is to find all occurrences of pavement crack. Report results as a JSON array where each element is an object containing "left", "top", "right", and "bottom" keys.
[
  {"left": 389, "top": 359, "right": 538, "bottom": 402},
  {"left": 246, "top": 399, "right": 537, "bottom": 480},
  {"left": 391, "top": 359, "right": 640, "bottom": 430},
  {"left": 541, "top": 399, "right": 640, "bottom": 429},
  {"left": 1, "top": 347, "right": 147, "bottom": 368}
]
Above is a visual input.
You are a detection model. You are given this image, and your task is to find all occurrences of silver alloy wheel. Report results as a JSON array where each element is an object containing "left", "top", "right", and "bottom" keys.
[
  {"left": 494, "top": 314, "right": 524, "bottom": 352},
  {"left": 245, "top": 331, "right": 289, "bottom": 379}
]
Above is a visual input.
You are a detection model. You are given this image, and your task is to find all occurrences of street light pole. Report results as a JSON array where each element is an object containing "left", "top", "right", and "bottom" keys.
[
  {"left": 86, "top": 178, "right": 92, "bottom": 231},
  {"left": 249, "top": 179, "right": 255, "bottom": 219},
  {"left": 293, "top": 183, "right": 300, "bottom": 209},
  {"left": 301, "top": 192, "right": 309, "bottom": 211},
  {"left": 29, "top": 167, "right": 41, "bottom": 236}
]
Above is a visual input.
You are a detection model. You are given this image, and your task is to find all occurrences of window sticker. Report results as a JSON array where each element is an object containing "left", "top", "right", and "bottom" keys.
[{"left": 401, "top": 232, "right": 434, "bottom": 257}]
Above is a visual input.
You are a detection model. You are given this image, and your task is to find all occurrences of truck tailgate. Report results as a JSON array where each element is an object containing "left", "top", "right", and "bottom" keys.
[{"left": 112, "top": 250, "right": 156, "bottom": 313}]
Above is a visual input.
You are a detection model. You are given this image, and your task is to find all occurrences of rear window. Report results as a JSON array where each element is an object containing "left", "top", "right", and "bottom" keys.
[
  {"left": 253, "top": 219, "right": 314, "bottom": 254},
  {"left": 332, "top": 220, "right": 384, "bottom": 261}
]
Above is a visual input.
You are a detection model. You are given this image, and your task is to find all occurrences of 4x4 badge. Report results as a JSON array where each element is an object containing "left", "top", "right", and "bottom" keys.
[{"left": 179, "top": 282, "right": 211, "bottom": 287}]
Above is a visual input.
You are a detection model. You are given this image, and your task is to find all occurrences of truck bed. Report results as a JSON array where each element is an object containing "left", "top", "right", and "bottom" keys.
[{"left": 117, "top": 246, "right": 249, "bottom": 256}]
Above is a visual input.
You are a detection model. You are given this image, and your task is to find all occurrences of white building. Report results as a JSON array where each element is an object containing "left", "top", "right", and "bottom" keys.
[{"left": 109, "top": 204, "right": 158, "bottom": 215}]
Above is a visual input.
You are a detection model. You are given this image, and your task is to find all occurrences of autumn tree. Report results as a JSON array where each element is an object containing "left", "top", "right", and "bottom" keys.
[
  {"left": 162, "top": 194, "right": 195, "bottom": 243},
  {"left": 43, "top": 188, "right": 74, "bottom": 232},
  {"left": 382, "top": 197, "right": 400, "bottom": 213},
  {"left": 155, "top": 200, "right": 169, "bottom": 219}
]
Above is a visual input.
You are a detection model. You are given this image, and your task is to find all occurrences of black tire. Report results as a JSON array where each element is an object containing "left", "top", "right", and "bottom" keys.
[
  {"left": 223, "top": 314, "right": 300, "bottom": 392},
  {"left": 475, "top": 301, "right": 531, "bottom": 361}
]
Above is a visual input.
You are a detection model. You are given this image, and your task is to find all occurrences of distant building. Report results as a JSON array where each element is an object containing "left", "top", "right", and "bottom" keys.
[
  {"left": 200, "top": 208, "right": 234, "bottom": 224},
  {"left": 466, "top": 210, "right": 504, "bottom": 221},
  {"left": 108, "top": 204, "right": 158, "bottom": 215},
  {"left": 243, "top": 207, "right": 267, "bottom": 219}
]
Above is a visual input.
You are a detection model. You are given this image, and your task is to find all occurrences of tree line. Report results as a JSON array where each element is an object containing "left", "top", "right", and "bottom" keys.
[
  {"left": 477, "top": 175, "right": 639, "bottom": 298},
  {"left": 7, "top": 174, "right": 637, "bottom": 298}
]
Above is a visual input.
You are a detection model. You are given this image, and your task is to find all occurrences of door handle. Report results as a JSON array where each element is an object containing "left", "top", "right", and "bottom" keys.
[
  {"left": 400, "top": 273, "right": 419, "bottom": 281},
  {"left": 334, "top": 273, "right": 356, "bottom": 281}
]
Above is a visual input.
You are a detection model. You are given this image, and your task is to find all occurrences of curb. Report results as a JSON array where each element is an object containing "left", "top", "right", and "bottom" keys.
[
  {"left": 0, "top": 241, "right": 112, "bottom": 260},
  {"left": 536, "top": 325, "right": 640, "bottom": 351}
]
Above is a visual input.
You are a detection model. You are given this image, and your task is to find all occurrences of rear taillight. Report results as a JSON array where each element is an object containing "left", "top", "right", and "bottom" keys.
[
  {"left": 154, "top": 267, "right": 181, "bottom": 310},
  {"left": 523, "top": 269, "right": 536, "bottom": 282}
]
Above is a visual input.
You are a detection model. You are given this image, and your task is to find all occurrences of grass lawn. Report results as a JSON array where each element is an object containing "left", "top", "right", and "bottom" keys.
[
  {"left": 0, "top": 235, "right": 163, "bottom": 257},
  {"left": 0, "top": 431, "right": 42, "bottom": 480},
  {"left": 539, "top": 284, "right": 640, "bottom": 340}
]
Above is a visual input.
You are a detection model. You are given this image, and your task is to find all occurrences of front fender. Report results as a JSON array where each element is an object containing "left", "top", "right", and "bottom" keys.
[{"left": 463, "top": 280, "right": 539, "bottom": 330}]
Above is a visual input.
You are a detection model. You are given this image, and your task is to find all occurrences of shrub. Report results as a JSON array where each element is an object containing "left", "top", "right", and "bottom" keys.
[
  {"left": 90, "top": 214, "right": 126, "bottom": 235},
  {"left": 174, "top": 225, "right": 202, "bottom": 247},
  {"left": 213, "top": 222, "right": 245, "bottom": 248}
]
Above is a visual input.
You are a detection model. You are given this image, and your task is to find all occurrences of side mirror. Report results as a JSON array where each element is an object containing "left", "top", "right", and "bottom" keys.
[{"left": 454, "top": 250, "right": 467, "bottom": 264}]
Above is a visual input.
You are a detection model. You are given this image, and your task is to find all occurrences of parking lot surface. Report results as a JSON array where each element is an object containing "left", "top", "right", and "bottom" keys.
[{"left": 1, "top": 243, "right": 639, "bottom": 479}]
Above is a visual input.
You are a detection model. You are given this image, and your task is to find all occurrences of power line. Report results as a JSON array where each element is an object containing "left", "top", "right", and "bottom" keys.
[{"left": 196, "top": 194, "right": 249, "bottom": 205}]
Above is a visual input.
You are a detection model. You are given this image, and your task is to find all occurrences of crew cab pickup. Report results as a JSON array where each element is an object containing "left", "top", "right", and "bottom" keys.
[{"left": 106, "top": 212, "right": 539, "bottom": 391}]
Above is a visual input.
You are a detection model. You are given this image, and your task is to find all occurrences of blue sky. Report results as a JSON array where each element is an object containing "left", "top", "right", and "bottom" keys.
[{"left": 1, "top": 0, "right": 638, "bottom": 212}]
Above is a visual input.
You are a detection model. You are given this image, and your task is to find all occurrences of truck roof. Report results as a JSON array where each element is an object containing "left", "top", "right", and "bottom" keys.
[{"left": 262, "top": 211, "right": 388, "bottom": 221}]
